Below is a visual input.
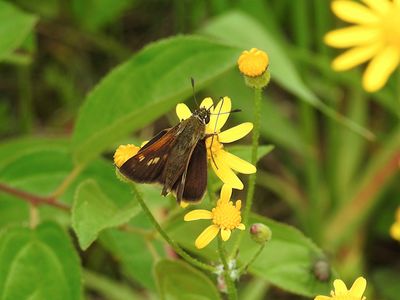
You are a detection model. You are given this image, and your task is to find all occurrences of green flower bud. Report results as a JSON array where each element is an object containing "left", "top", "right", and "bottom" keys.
[
  {"left": 244, "top": 70, "right": 271, "bottom": 89},
  {"left": 250, "top": 223, "right": 272, "bottom": 244}
]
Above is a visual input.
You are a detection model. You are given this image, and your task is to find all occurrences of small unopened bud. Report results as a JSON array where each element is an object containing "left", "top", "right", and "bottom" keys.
[
  {"left": 250, "top": 223, "right": 272, "bottom": 244},
  {"left": 312, "top": 258, "right": 331, "bottom": 282}
]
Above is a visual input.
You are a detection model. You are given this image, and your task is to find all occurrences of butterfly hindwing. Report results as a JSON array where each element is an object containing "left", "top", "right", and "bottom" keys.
[{"left": 173, "top": 139, "right": 207, "bottom": 203}]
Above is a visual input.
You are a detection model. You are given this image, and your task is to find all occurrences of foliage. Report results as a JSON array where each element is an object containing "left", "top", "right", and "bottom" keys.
[{"left": 0, "top": 0, "right": 399, "bottom": 299}]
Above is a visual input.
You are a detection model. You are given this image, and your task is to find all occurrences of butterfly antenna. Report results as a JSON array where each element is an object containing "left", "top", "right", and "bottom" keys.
[
  {"left": 209, "top": 97, "right": 225, "bottom": 170},
  {"left": 191, "top": 77, "right": 199, "bottom": 107}
]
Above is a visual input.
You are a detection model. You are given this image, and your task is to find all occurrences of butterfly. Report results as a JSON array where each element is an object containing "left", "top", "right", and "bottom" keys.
[{"left": 118, "top": 106, "right": 211, "bottom": 204}]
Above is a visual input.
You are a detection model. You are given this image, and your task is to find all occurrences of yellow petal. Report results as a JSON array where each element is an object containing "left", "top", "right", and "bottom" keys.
[
  {"left": 235, "top": 200, "right": 242, "bottom": 210},
  {"left": 220, "top": 184, "right": 232, "bottom": 203},
  {"left": 220, "top": 150, "right": 257, "bottom": 174},
  {"left": 324, "top": 26, "right": 379, "bottom": 48},
  {"left": 349, "top": 277, "right": 367, "bottom": 298},
  {"left": 195, "top": 225, "right": 219, "bottom": 249},
  {"left": 362, "top": 46, "right": 400, "bottom": 92},
  {"left": 176, "top": 103, "right": 192, "bottom": 120},
  {"left": 221, "top": 228, "right": 231, "bottom": 241},
  {"left": 180, "top": 201, "right": 189, "bottom": 208},
  {"left": 218, "top": 123, "right": 253, "bottom": 143},
  {"left": 207, "top": 97, "right": 231, "bottom": 133},
  {"left": 333, "top": 279, "right": 348, "bottom": 296},
  {"left": 211, "top": 155, "right": 244, "bottom": 190},
  {"left": 237, "top": 223, "right": 245, "bottom": 230},
  {"left": 390, "top": 222, "right": 400, "bottom": 241},
  {"left": 184, "top": 209, "right": 212, "bottom": 221},
  {"left": 332, "top": 42, "right": 383, "bottom": 71},
  {"left": 362, "top": 0, "right": 391, "bottom": 14},
  {"left": 395, "top": 0, "right": 400, "bottom": 8},
  {"left": 200, "top": 97, "right": 214, "bottom": 109},
  {"left": 314, "top": 297, "right": 331, "bottom": 300},
  {"left": 331, "top": 1, "right": 379, "bottom": 24}
]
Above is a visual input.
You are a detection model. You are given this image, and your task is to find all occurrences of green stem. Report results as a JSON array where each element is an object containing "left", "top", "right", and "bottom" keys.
[
  {"left": 238, "top": 243, "right": 266, "bottom": 275},
  {"left": 130, "top": 184, "right": 215, "bottom": 272},
  {"left": 230, "top": 87, "right": 262, "bottom": 257},
  {"left": 218, "top": 236, "right": 238, "bottom": 300},
  {"left": 244, "top": 87, "right": 262, "bottom": 224}
]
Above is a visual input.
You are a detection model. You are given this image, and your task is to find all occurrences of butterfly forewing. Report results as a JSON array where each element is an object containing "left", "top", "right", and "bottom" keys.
[{"left": 119, "top": 127, "right": 178, "bottom": 184}]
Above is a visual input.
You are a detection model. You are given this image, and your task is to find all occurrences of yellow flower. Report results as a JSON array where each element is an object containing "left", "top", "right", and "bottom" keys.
[
  {"left": 315, "top": 277, "right": 367, "bottom": 300},
  {"left": 237, "top": 48, "right": 269, "bottom": 77},
  {"left": 325, "top": 0, "right": 400, "bottom": 92},
  {"left": 184, "top": 185, "right": 245, "bottom": 249},
  {"left": 176, "top": 97, "right": 256, "bottom": 190},
  {"left": 113, "top": 144, "right": 140, "bottom": 168},
  {"left": 390, "top": 206, "right": 400, "bottom": 241}
]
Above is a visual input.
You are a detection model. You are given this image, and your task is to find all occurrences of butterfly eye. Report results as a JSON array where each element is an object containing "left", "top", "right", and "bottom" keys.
[{"left": 204, "top": 114, "right": 210, "bottom": 124}]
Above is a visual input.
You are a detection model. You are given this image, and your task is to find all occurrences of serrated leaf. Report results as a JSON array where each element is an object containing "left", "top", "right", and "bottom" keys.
[
  {"left": 72, "top": 35, "right": 240, "bottom": 164},
  {"left": 155, "top": 259, "right": 221, "bottom": 300},
  {"left": 200, "top": 11, "right": 373, "bottom": 140},
  {"left": 100, "top": 213, "right": 165, "bottom": 290},
  {"left": 72, "top": 179, "right": 139, "bottom": 250},
  {"left": 168, "top": 213, "right": 333, "bottom": 297},
  {"left": 0, "top": 1, "right": 37, "bottom": 62},
  {"left": 0, "top": 222, "right": 82, "bottom": 300}
]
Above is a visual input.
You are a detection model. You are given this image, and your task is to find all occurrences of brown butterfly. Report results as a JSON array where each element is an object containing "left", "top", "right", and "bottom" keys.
[{"left": 118, "top": 106, "right": 211, "bottom": 204}]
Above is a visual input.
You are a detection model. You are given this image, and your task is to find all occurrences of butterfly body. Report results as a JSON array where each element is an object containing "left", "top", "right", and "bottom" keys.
[{"left": 119, "top": 107, "right": 210, "bottom": 203}]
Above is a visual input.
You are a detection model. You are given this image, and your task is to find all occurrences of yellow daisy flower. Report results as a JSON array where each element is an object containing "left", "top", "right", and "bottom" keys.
[
  {"left": 315, "top": 277, "right": 367, "bottom": 300},
  {"left": 390, "top": 206, "right": 400, "bottom": 241},
  {"left": 176, "top": 97, "right": 256, "bottom": 190},
  {"left": 325, "top": 0, "right": 400, "bottom": 92},
  {"left": 237, "top": 48, "right": 269, "bottom": 77},
  {"left": 113, "top": 144, "right": 140, "bottom": 168},
  {"left": 184, "top": 185, "right": 245, "bottom": 249}
]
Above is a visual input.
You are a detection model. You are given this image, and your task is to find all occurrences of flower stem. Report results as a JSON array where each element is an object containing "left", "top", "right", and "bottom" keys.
[
  {"left": 218, "top": 236, "right": 238, "bottom": 300},
  {"left": 244, "top": 87, "right": 262, "bottom": 224},
  {"left": 230, "top": 87, "right": 262, "bottom": 257},
  {"left": 238, "top": 242, "right": 266, "bottom": 275},
  {"left": 130, "top": 184, "right": 215, "bottom": 272}
]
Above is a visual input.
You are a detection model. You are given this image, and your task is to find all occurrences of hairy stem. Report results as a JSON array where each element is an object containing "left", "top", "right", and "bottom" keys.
[
  {"left": 130, "top": 184, "right": 215, "bottom": 272},
  {"left": 218, "top": 236, "right": 238, "bottom": 300}
]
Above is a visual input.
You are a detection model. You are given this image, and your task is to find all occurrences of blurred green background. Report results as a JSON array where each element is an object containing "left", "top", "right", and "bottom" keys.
[{"left": 0, "top": 0, "right": 399, "bottom": 299}]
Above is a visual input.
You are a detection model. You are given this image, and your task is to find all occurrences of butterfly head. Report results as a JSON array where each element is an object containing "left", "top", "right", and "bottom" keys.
[{"left": 194, "top": 107, "right": 211, "bottom": 124}]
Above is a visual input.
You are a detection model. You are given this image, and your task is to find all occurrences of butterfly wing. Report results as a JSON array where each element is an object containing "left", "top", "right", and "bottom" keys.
[
  {"left": 119, "top": 127, "right": 178, "bottom": 184},
  {"left": 173, "top": 139, "right": 207, "bottom": 203}
]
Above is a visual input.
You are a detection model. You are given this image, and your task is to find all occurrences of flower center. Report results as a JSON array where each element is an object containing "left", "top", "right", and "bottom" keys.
[
  {"left": 381, "top": 7, "right": 400, "bottom": 48},
  {"left": 211, "top": 201, "right": 242, "bottom": 230}
]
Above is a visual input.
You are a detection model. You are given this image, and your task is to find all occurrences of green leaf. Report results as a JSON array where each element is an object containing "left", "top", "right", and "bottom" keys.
[
  {"left": 72, "top": 0, "right": 135, "bottom": 31},
  {"left": 72, "top": 35, "right": 240, "bottom": 164},
  {"left": 155, "top": 259, "right": 221, "bottom": 300},
  {"left": 0, "top": 1, "right": 37, "bottom": 62},
  {"left": 207, "top": 70, "right": 306, "bottom": 153},
  {"left": 242, "top": 215, "right": 333, "bottom": 297},
  {"left": 227, "top": 145, "right": 274, "bottom": 163},
  {"left": 100, "top": 220, "right": 164, "bottom": 290},
  {"left": 72, "top": 179, "right": 140, "bottom": 250},
  {"left": 200, "top": 11, "right": 374, "bottom": 140},
  {"left": 168, "top": 214, "right": 333, "bottom": 297},
  {"left": 0, "top": 222, "right": 82, "bottom": 300},
  {"left": 373, "top": 269, "right": 400, "bottom": 300}
]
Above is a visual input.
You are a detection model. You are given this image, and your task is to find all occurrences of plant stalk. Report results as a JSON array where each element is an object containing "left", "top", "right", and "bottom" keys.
[{"left": 130, "top": 184, "right": 215, "bottom": 272}]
